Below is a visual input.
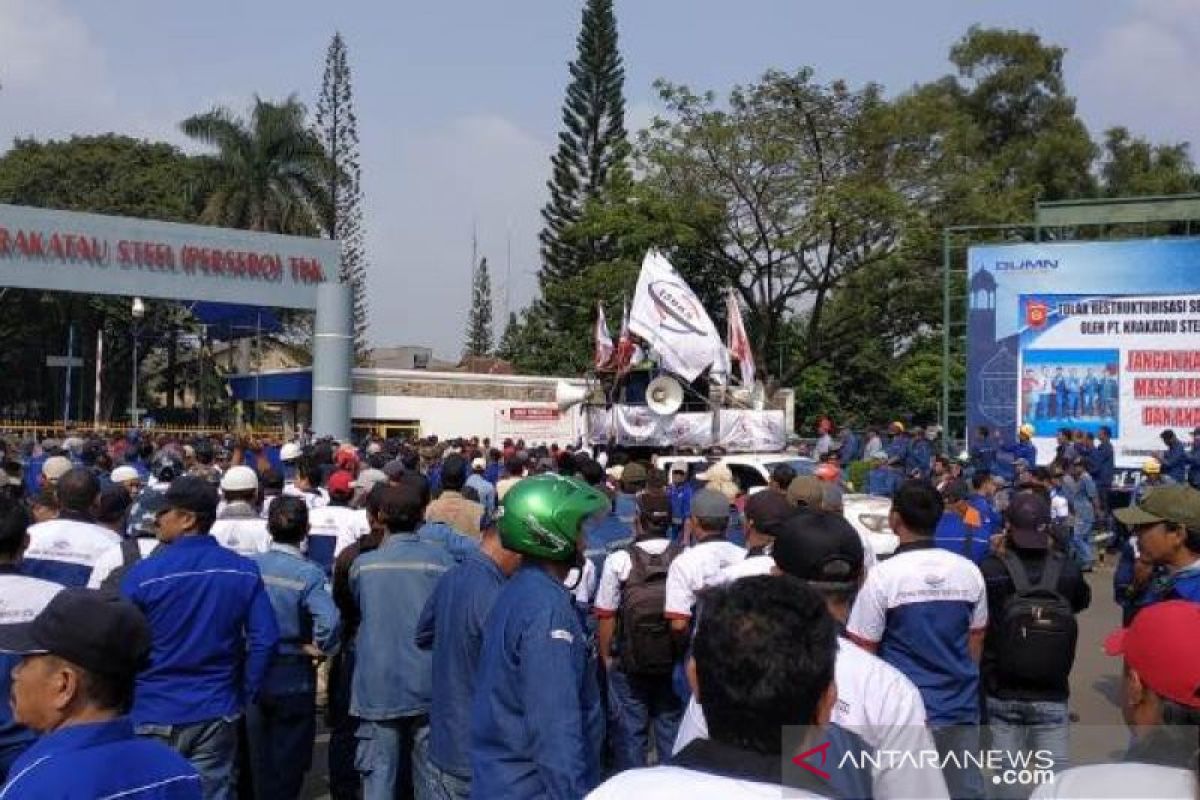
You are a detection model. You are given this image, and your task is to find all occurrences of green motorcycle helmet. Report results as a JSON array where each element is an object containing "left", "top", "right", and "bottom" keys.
[{"left": 497, "top": 473, "right": 610, "bottom": 561}]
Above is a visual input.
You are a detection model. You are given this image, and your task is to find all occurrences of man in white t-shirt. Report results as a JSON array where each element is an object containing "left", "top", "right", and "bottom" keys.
[
  {"left": 588, "top": 574, "right": 838, "bottom": 799},
  {"left": 306, "top": 470, "right": 369, "bottom": 575},
  {"left": 675, "top": 511, "right": 949, "bottom": 800},
  {"left": 663, "top": 489, "right": 746, "bottom": 646},
  {"left": 23, "top": 468, "right": 120, "bottom": 587},
  {"left": 210, "top": 466, "right": 271, "bottom": 558},
  {"left": 847, "top": 480, "right": 987, "bottom": 799},
  {"left": 1031, "top": 600, "right": 1200, "bottom": 799},
  {"left": 594, "top": 492, "right": 684, "bottom": 770}
]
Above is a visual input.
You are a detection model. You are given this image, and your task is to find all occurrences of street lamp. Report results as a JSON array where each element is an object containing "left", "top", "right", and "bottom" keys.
[{"left": 131, "top": 297, "right": 145, "bottom": 429}]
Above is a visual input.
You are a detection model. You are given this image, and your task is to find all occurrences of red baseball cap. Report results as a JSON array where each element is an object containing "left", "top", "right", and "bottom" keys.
[
  {"left": 1104, "top": 600, "right": 1200, "bottom": 709},
  {"left": 327, "top": 470, "right": 354, "bottom": 497},
  {"left": 335, "top": 447, "right": 359, "bottom": 470}
]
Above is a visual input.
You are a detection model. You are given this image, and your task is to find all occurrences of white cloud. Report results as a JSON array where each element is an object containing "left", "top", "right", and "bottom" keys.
[
  {"left": 0, "top": 0, "right": 188, "bottom": 147},
  {"left": 1074, "top": 0, "right": 1200, "bottom": 145},
  {"left": 362, "top": 114, "right": 550, "bottom": 358}
]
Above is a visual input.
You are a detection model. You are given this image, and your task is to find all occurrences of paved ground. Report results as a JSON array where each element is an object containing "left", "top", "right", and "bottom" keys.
[{"left": 298, "top": 563, "right": 1130, "bottom": 798}]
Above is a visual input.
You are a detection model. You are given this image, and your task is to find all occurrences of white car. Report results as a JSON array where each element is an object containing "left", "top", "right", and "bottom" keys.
[{"left": 652, "top": 452, "right": 898, "bottom": 558}]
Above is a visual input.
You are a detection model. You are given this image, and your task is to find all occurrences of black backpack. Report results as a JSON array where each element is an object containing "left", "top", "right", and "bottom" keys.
[
  {"left": 995, "top": 551, "right": 1078, "bottom": 685},
  {"left": 99, "top": 538, "right": 156, "bottom": 595},
  {"left": 617, "top": 541, "right": 682, "bottom": 676}
]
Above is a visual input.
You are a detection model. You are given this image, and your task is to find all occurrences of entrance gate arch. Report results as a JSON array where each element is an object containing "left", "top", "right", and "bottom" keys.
[{"left": 0, "top": 203, "right": 353, "bottom": 439}]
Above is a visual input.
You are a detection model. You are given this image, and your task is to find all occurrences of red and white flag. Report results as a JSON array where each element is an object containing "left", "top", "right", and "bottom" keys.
[
  {"left": 615, "top": 299, "right": 638, "bottom": 373},
  {"left": 594, "top": 302, "right": 614, "bottom": 370},
  {"left": 726, "top": 289, "right": 755, "bottom": 387}
]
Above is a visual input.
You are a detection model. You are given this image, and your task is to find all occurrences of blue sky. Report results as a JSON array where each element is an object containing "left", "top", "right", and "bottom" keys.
[{"left": 2, "top": 0, "right": 1198, "bottom": 358}]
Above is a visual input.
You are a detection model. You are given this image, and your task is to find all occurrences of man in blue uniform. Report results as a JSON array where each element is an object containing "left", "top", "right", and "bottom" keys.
[
  {"left": 1160, "top": 430, "right": 1188, "bottom": 485},
  {"left": 666, "top": 466, "right": 695, "bottom": 541},
  {"left": 120, "top": 476, "right": 280, "bottom": 800},
  {"left": 351, "top": 483, "right": 458, "bottom": 800},
  {"left": 471, "top": 474, "right": 610, "bottom": 799},
  {"left": 1003, "top": 425, "right": 1038, "bottom": 471},
  {"left": 1064, "top": 369, "right": 1081, "bottom": 420},
  {"left": 1115, "top": 485, "right": 1200, "bottom": 612},
  {"left": 970, "top": 426, "right": 997, "bottom": 476},
  {"left": 1052, "top": 367, "right": 1066, "bottom": 419},
  {"left": 416, "top": 517, "right": 523, "bottom": 799},
  {"left": 885, "top": 422, "right": 910, "bottom": 483},
  {"left": 248, "top": 496, "right": 341, "bottom": 799},
  {"left": 0, "top": 589, "right": 201, "bottom": 798}
]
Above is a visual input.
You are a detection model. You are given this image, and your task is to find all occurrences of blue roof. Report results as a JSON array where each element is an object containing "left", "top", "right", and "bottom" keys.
[{"left": 227, "top": 369, "right": 311, "bottom": 402}]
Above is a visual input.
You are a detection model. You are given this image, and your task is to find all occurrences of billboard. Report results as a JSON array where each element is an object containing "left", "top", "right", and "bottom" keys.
[
  {"left": 967, "top": 239, "right": 1200, "bottom": 466},
  {"left": 494, "top": 405, "right": 577, "bottom": 443}
]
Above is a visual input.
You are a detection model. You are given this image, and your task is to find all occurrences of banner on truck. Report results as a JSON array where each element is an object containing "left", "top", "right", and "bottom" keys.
[{"left": 967, "top": 239, "right": 1200, "bottom": 466}]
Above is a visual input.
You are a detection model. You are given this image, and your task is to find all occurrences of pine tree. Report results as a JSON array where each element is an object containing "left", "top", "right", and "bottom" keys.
[
  {"left": 464, "top": 257, "right": 494, "bottom": 357},
  {"left": 315, "top": 31, "right": 370, "bottom": 363},
  {"left": 538, "top": 0, "right": 628, "bottom": 290}
]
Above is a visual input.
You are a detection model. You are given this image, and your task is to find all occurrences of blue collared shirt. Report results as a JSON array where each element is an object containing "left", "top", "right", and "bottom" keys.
[
  {"left": 252, "top": 543, "right": 341, "bottom": 696},
  {"left": 418, "top": 521, "right": 479, "bottom": 563},
  {"left": 121, "top": 534, "right": 280, "bottom": 725},
  {"left": 0, "top": 717, "right": 200, "bottom": 799},
  {"left": 465, "top": 473, "right": 497, "bottom": 515},
  {"left": 350, "top": 531, "right": 457, "bottom": 720},
  {"left": 935, "top": 511, "right": 988, "bottom": 563},
  {"left": 416, "top": 549, "right": 506, "bottom": 779},
  {"left": 471, "top": 564, "right": 604, "bottom": 799}
]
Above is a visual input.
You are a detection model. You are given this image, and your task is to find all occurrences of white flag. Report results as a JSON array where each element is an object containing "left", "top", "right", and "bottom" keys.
[
  {"left": 593, "top": 302, "right": 614, "bottom": 370},
  {"left": 726, "top": 289, "right": 756, "bottom": 387},
  {"left": 628, "top": 250, "right": 725, "bottom": 382}
]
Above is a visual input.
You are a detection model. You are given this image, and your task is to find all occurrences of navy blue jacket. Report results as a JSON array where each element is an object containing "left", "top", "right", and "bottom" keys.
[
  {"left": 1190, "top": 445, "right": 1200, "bottom": 490},
  {"left": 1162, "top": 440, "right": 1189, "bottom": 484},
  {"left": 471, "top": 565, "right": 603, "bottom": 799},
  {"left": 121, "top": 534, "right": 280, "bottom": 725},
  {"left": 416, "top": 549, "right": 507, "bottom": 779},
  {"left": 0, "top": 717, "right": 200, "bottom": 799},
  {"left": 1092, "top": 440, "right": 1115, "bottom": 489}
]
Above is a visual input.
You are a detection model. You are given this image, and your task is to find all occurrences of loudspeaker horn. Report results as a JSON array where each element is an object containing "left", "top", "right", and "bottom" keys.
[
  {"left": 555, "top": 381, "right": 590, "bottom": 411},
  {"left": 646, "top": 375, "right": 684, "bottom": 416}
]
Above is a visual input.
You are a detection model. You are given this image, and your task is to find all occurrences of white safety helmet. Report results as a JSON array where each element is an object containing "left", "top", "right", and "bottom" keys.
[
  {"left": 280, "top": 442, "right": 303, "bottom": 462},
  {"left": 221, "top": 465, "right": 259, "bottom": 493}
]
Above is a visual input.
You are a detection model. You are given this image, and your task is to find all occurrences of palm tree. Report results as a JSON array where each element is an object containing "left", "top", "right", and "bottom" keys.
[{"left": 181, "top": 96, "right": 330, "bottom": 234}]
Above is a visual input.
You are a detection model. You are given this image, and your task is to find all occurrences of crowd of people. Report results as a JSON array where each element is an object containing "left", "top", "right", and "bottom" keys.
[{"left": 0, "top": 427, "right": 1195, "bottom": 798}]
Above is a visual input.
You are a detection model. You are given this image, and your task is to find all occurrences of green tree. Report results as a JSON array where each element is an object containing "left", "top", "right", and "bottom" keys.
[
  {"left": 0, "top": 136, "right": 211, "bottom": 421},
  {"left": 182, "top": 96, "right": 329, "bottom": 235},
  {"left": 947, "top": 26, "right": 1096, "bottom": 203},
  {"left": 316, "top": 32, "right": 370, "bottom": 362},
  {"left": 1099, "top": 127, "right": 1199, "bottom": 196},
  {"left": 538, "top": 0, "right": 629, "bottom": 291},
  {"left": 464, "top": 257, "right": 494, "bottom": 357}
]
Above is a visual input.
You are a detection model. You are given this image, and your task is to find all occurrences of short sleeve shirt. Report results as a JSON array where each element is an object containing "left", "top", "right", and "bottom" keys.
[
  {"left": 663, "top": 540, "right": 746, "bottom": 619},
  {"left": 847, "top": 541, "right": 987, "bottom": 725},
  {"left": 593, "top": 539, "right": 673, "bottom": 616}
]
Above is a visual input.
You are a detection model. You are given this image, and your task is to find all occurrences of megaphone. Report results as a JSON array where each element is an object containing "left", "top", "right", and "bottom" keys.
[
  {"left": 555, "top": 381, "right": 589, "bottom": 411},
  {"left": 646, "top": 375, "right": 684, "bottom": 416}
]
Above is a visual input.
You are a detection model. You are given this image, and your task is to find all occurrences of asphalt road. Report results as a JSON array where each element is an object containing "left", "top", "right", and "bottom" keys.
[{"left": 298, "top": 564, "right": 1130, "bottom": 799}]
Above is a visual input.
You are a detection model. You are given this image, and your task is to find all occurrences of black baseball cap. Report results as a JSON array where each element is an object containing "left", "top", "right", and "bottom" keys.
[
  {"left": 1006, "top": 492, "right": 1052, "bottom": 549},
  {"left": 745, "top": 490, "right": 793, "bottom": 537},
  {"left": 0, "top": 589, "right": 151, "bottom": 679},
  {"left": 164, "top": 475, "right": 219, "bottom": 516},
  {"left": 636, "top": 491, "right": 672, "bottom": 533},
  {"left": 772, "top": 511, "right": 864, "bottom": 588}
]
